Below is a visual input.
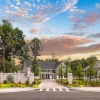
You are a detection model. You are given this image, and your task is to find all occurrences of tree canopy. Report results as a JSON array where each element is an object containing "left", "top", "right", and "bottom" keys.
[{"left": 0, "top": 20, "right": 25, "bottom": 72}]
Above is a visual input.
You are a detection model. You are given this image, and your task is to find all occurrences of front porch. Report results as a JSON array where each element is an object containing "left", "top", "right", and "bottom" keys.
[
  {"left": 40, "top": 72, "right": 56, "bottom": 80},
  {"left": 83, "top": 68, "right": 100, "bottom": 81}
]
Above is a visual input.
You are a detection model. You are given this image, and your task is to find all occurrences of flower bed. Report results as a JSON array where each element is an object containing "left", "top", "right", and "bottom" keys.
[
  {"left": 0, "top": 79, "right": 41, "bottom": 89},
  {"left": 56, "top": 79, "right": 100, "bottom": 88}
]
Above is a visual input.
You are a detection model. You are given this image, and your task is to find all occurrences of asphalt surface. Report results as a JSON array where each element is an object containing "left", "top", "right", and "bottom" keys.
[{"left": 0, "top": 89, "right": 100, "bottom": 100}]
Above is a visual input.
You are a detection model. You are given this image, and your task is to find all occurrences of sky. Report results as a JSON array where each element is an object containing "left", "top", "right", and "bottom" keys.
[{"left": 0, "top": 0, "right": 100, "bottom": 60}]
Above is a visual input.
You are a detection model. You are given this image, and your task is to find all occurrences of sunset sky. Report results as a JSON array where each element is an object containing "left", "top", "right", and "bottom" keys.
[{"left": 0, "top": 0, "right": 100, "bottom": 60}]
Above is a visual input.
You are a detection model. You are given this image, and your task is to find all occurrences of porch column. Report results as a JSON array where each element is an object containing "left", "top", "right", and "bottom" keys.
[
  {"left": 53, "top": 74, "right": 54, "bottom": 79},
  {"left": 44, "top": 74, "right": 46, "bottom": 79},
  {"left": 84, "top": 70, "right": 87, "bottom": 81},
  {"left": 48, "top": 74, "right": 49, "bottom": 79}
]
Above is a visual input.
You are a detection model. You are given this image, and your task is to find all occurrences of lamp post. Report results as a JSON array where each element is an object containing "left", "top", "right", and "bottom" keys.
[{"left": 61, "top": 64, "right": 63, "bottom": 84}]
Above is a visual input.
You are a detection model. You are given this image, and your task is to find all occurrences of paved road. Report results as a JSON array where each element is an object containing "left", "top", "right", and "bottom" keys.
[
  {"left": 0, "top": 89, "right": 100, "bottom": 100},
  {"left": 0, "top": 80, "right": 100, "bottom": 100}
]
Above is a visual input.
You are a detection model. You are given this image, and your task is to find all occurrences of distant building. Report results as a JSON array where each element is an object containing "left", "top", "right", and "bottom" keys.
[
  {"left": 83, "top": 60, "right": 100, "bottom": 81},
  {"left": 23, "top": 60, "right": 66, "bottom": 79}
]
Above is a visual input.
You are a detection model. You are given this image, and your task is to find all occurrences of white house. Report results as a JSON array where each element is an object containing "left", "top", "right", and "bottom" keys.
[
  {"left": 83, "top": 60, "right": 100, "bottom": 81},
  {"left": 23, "top": 60, "right": 67, "bottom": 80}
]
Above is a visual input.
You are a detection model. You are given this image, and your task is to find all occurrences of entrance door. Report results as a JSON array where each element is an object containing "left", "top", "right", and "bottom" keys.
[{"left": 50, "top": 74, "right": 52, "bottom": 79}]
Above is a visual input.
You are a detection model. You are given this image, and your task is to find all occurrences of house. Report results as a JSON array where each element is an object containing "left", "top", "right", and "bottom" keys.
[
  {"left": 23, "top": 59, "right": 66, "bottom": 80},
  {"left": 83, "top": 60, "right": 100, "bottom": 81}
]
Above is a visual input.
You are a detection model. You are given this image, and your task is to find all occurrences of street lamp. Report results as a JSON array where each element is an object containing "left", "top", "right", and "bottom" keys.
[{"left": 61, "top": 64, "right": 63, "bottom": 84}]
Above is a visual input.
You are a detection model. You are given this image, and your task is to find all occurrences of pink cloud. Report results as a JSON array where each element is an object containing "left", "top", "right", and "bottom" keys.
[
  {"left": 30, "top": 28, "right": 39, "bottom": 33},
  {"left": 25, "top": 36, "right": 100, "bottom": 56},
  {"left": 39, "top": 36, "right": 93, "bottom": 55},
  {"left": 71, "top": 12, "right": 100, "bottom": 30}
]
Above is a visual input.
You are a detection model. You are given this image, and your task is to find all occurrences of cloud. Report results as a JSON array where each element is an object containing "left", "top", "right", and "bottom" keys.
[
  {"left": 40, "top": 36, "right": 93, "bottom": 55},
  {"left": 61, "top": 0, "right": 78, "bottom": 12},
  {"left": 88, "top": 33, "right": 100, "bottom": 38},
  {"left": 69, "top": 6, "right": 85, "bottom": 14},
  {"left": 25, "top": 36, "right": 100, "bottom": 57},
  {"left": 6, "top": 0, "right": 12, "bottom": 5},
  {"left": 65, "top": 32, "right": 85, "bottom": 36},
  {"left": 5, "top": 4, "right": 27, "bottom": 17},
  {"left": 95, "top": 3, "right": 100, "bottom": 8},
  {"left": 15, "top": 0, "right": 20, "bottom": 5},
  {"left": 85, "top": 12, "right": 100, "bottom": 24},
  {"left": 24, "top": 1, "right": 32, "bottom": 7},
  {"left": 37, "top": 0, "right": 40, "bottom": 2},
  {"left": 4, "top": 0, "right": 78, "bottom": 24},
  {"left": 25, "top": 35, "right": 100, "bottom": 57},
  {"left": 4, "top": 6, "right": 9, "bottom": 10},
  {"left": 71, "top": 12, "right": 100, "bottom": 30},
  {"left": 30, "top": 28, "right": 39, "bottom": 33}
]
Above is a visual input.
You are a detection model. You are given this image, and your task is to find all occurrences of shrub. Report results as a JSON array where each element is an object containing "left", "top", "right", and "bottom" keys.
[
  {"left": 33, "top": 79, "right": 41, "bottom": 84},
  {"left": 67, "top": 84, "right": 73, "bottom": 88},
  {"left": 79, "top": 85, "right": 84, "bottom": 87},
  {"left": 32, "top": 84, "right": 38, "bottom": 88},
  {"left": 0, "top": 84, "right": 10, "bottom": 88},
  {"left": 25, "top": 80, "right": 29, "bottom": 86},
  {"left": 62, "top": 80, "right": 69, "bottom": 85},
  {"left": 73, "top": 84, "right": 79, "bottom": 87},
  {"left": 73, "top": 80, "right": 84, "bottom": 85},
  {"left": 56, "top": 79, "right": 61, "bottom": 83},
  {"left": 17, "top": 84, "right": 26, "bottom": 88},
  {"left": 90, "top": 81, "right": 100, "bottom": 87},
  {"left": 3, "top": 80, "right": 8, "bottom": 84},
  {"left": 9, "top": 83, "right": 17, "bottom": 87},
  {"left": 18, "top": 81, "right": 21, "bottom": 84},
  {"left": 56, "top": 79, "right": 69, "bottom": 85}
]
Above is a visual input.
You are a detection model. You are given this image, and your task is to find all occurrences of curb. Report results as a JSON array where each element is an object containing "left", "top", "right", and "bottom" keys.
[
  {"left": 70, "top": 88, "right": 100, "bottom": 92},
  {"left": 0, "top": 88, "right": 37, "bottom": 93}
]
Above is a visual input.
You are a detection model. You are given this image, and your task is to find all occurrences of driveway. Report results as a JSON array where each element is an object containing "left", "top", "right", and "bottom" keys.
[{"left": 39, "top": 80, "right": 68, "bottom": 89}]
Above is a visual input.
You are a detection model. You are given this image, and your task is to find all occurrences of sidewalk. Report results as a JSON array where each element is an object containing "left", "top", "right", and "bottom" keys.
[
  {"left": 0, "top": 87, "right": 35, "bottom": 93},
  {"left": 71, "top": 87, "right": 100, "bottom": 92}
]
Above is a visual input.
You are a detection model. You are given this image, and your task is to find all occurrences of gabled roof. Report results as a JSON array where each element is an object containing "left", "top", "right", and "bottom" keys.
[
  {"left": 23, "top": 60, "right": 62, "bottom": 70},
  {"left": 38, "top": 61, "right": 61, "bottom": 69},
  {"left": 83, "top": 60, "right": 100, "bottom": 71}
]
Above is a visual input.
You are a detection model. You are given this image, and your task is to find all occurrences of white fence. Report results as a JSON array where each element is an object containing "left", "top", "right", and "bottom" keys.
[{"left": 0, "top": 68, "right": 34, "bottom": 84}]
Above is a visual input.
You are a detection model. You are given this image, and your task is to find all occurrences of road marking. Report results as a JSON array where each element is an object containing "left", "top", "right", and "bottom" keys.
[
  {"left": 38, "top": 88, "right": 69, "bottom": 92},
  {"left": 39, "top": 88, "right": 43, "bottom": 91},
  {"left": 46, "top": 88, "right": 49, "bottom": 91},
  {"left": 66, "top": 88, "right": 69, "bottom": 91},
  {"left": 59, "top": 88, "right": 62, "bottom": 91},
  {"left": 53, "top": 88, "right": 56, "bottom": 91}
]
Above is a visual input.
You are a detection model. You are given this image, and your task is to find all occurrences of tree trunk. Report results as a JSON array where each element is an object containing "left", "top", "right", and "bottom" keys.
[{"left": 13, "top": 48, "right": 16, "bottom": 71}]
